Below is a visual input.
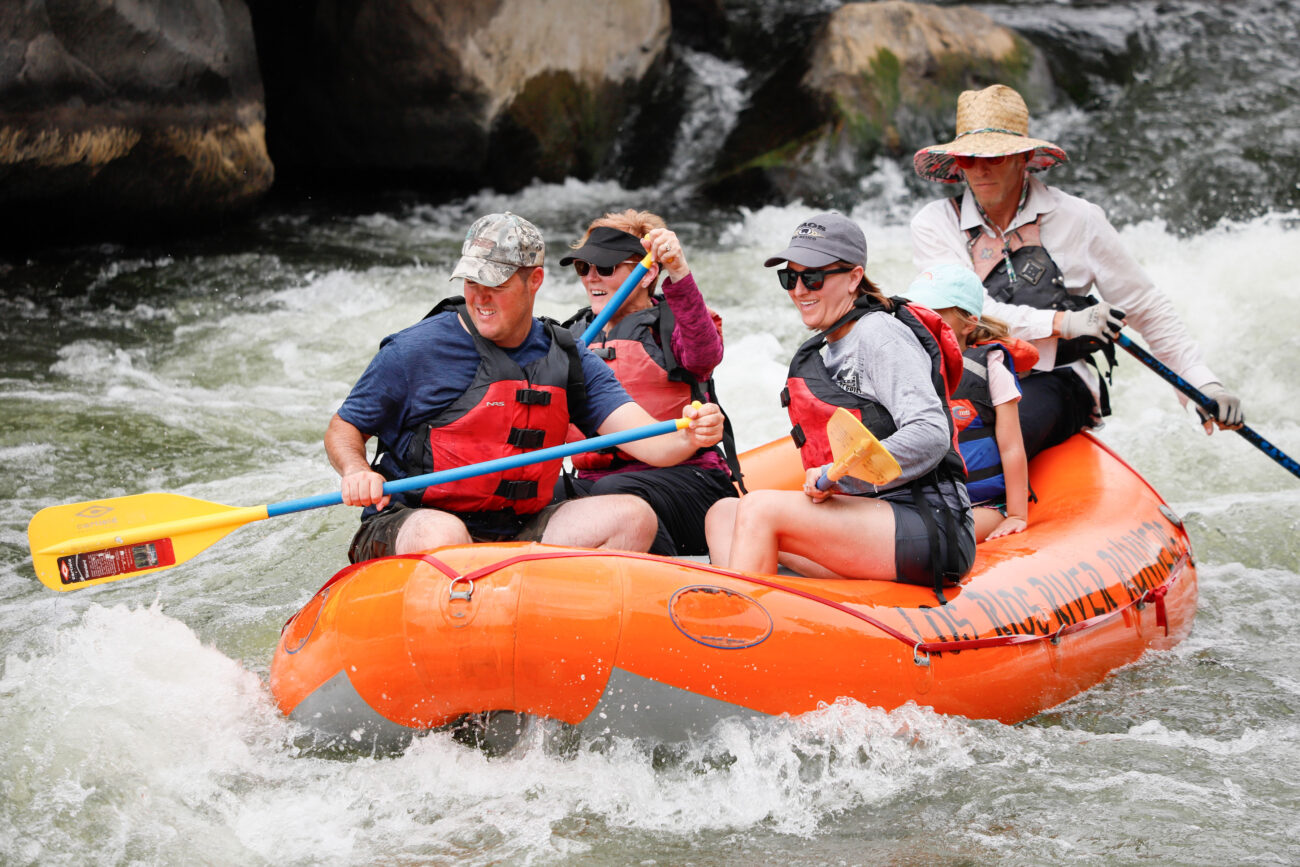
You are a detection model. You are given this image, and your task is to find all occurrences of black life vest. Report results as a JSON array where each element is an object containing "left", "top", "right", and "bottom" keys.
[
  {"left": 781, "top": 295, "right": 966, "bottom": 480},
  {"left": 383, "top": 297, "right": 584, "bottom": 516},
  {"left": 950, "top": 342, "right": 1017, "bottom": 504},
  {"left": 959, "top": 200, "right": 1116, "bottom": 410}
]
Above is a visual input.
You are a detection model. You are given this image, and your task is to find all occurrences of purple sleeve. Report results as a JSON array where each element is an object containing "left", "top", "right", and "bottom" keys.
[{"left": 661, "top": 273, "right": 724, "bottom": 380}]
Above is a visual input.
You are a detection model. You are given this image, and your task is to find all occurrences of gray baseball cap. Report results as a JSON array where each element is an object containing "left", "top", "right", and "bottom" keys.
[
  {"left": 450, "top": 212, "right": 546, "bottom": 287},
  {"left": 763, "top": 212, "right": 867, "bottom": 268}
]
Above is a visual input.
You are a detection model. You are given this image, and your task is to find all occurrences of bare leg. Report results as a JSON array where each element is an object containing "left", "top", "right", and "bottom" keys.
[
  {"left": 726, "top": 490, "right": 897, "bottom": 579},
  {"left": 393, "top": 509, "right": 473, "bottom": 553},
  {"left": 704, "top": 498, "right": 741, "bottom": 566},
  {"left": 542, "top": 494, "right": 658, "bottom": 551}
]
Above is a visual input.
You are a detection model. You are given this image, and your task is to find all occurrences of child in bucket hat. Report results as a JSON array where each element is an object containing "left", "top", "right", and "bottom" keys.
[{"left": 903, "top": 264, "right": 1032, "bottom": 543}]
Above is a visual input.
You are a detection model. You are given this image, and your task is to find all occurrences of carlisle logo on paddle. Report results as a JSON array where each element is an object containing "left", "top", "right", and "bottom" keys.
[{"left": 76, "top": 505, "right": 113, "bottom": 518}]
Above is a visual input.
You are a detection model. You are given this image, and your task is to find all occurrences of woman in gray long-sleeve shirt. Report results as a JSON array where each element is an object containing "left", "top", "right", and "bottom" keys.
[{"left": 706, "top": 213, "right": 975, "bottom": 588}]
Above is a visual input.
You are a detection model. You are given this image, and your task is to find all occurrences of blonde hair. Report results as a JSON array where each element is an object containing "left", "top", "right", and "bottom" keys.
[
  {"left": 575, "top": 209, "right": 666, "bottom": 243},
  {"left": 573, "top": 209, "right": 666, "bottom": 293},
  {"left": 972, "top": 313, "right": 1011, "bottom": 343}
]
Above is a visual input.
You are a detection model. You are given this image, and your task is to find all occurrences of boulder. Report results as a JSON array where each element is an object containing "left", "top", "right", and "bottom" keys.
[
  {"left": 252, "top": 0, "right": 671, "bottom": 194},
  {"left": 0, "top": 0, "right": 272, "bottom": 241},
  {"left": 704, "top": 0, "right": 1054, "bottom": 205}
]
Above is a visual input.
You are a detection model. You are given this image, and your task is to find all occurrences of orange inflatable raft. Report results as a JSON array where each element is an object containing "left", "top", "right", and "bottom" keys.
[{"left": 270, "top": 432, "right": 1196, "bottom": 747}]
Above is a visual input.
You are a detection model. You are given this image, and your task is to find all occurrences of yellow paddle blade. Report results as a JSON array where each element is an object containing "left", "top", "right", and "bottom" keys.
[
  {"left": 28, "top": 493, "right": 268, "bottom": 592},
  {"left": 825, "top": 408, "right": 901, "bottom": 486}
]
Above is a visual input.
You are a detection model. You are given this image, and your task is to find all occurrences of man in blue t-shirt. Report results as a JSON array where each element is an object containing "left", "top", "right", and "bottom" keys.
[{"left": 325, "top": 212, "right": 725, "bottom": 562}]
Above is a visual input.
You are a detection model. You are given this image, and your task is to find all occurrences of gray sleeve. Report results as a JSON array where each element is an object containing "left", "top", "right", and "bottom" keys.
[{"left": 824, "top": 315, "right": 951, "bottom": 493}]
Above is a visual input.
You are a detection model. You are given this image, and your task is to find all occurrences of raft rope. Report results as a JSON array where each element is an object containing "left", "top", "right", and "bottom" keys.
[{"left": 289, "top": 548, "right": 1188, "bottom": 664}]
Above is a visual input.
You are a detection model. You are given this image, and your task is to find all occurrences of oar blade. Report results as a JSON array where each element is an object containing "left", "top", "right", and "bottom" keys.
[
  {"left": 28, "top": 493, "right": 257, "bottom": 591},
  {"left": 826, "top": 408, "right": 901, "bottom": 485}
]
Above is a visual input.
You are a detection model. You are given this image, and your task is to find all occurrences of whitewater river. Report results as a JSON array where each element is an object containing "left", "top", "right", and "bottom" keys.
[{"left": 2, "top": 173, "right": 1298, "bottom": 863}]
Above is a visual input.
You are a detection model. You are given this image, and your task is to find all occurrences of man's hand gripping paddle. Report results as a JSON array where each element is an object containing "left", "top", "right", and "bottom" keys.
[{"left": 815, "top": 408, "right": 902, "bottom": 491}]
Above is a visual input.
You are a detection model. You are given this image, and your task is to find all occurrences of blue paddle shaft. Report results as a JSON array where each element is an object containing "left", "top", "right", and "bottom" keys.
[
  {"left": 579, "top": 257, "right": 652, "bottom": 345},
  {"left": 266, "top": 417, "right": 685, "bottom": 517},
  {"left": 1116, "top": 333, "right": 1300, "bottom": 480}
]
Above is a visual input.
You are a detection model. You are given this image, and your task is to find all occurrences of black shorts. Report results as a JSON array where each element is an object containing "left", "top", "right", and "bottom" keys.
[
  {"left": 1018, "top": 368, "right": 1094, "bottom": 460},
  {"left": 347, "top": 502, "right": 562, "bottom": 564},
  {"left": 887, "top": 493, "right": 976, "bottom": 587},
  {"left": 553, "top": 464, "right": 737, "bottom": 556}
]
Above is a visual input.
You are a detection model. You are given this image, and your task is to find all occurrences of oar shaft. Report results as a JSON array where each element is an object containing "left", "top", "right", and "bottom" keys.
[
  {"left": 579, "top": 252, "right": 655, "bottom": 345},
  {"left": 1116, "top": 333, "right": 1300, "bottom": 480},
  {"left": 266, "top": 416, "right": 688, "bottom": 518}
]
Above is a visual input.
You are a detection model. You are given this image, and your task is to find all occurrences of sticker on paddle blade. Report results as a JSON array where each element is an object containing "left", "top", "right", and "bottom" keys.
[{"left": 57, "top": 538, "right": 176, "bottom": 586}]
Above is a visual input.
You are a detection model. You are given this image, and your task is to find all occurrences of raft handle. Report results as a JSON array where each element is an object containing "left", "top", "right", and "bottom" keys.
[{"left": 449, "top": 576, "right": 475, "bottom": 602}]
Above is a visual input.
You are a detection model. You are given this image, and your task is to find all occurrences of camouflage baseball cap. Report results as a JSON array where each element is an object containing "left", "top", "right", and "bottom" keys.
[{"left": 450, "top": 212, "right": 546, "bottom": 287}]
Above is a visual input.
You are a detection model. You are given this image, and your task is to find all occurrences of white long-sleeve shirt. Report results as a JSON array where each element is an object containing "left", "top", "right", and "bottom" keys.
[{"left": 910, "top": 176, "right": 1218, "bottom": 406}]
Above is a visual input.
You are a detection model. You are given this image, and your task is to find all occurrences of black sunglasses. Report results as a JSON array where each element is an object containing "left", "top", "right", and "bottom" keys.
[
  {"left": 573, "top": 260, "right": 633, "bottom": 278},
  {"left": 777, "top": 266, "right": 855, "bottom": 292}
]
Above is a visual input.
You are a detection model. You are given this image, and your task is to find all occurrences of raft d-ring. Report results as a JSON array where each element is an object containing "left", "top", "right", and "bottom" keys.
[
  {"left": 912, "top": 643, "right": 931, "bottom": 667},
  {"left": 1050, "top": 626, "right": 1065, "bottom": 646},
  {"left": 449, "top": 576, "right": 474, "bottom": 602}
]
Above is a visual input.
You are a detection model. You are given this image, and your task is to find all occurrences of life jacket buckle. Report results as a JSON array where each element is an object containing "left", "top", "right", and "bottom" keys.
[
  {"left": 507, "top": 427, "right": 546, "bottom": 449},
  {"left": 515, "top": 388, "right": 551, "bottom": 406},
  {"left": 494, "top": 479, "right": 539, "bottom": 500}
]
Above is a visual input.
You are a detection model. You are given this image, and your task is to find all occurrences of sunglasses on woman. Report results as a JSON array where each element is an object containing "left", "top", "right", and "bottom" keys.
[
  {"left": 952, "top": 154, "right": 1009, "bottom": 170},
  {"left": 573, "top": 260, "right": 632, "bottom": 278},
  {"left": 777, "top": 266, "right": 855, "bottom": 292}
]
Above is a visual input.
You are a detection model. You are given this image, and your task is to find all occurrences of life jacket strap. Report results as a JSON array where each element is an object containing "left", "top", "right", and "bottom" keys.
[
  {"left": 514, "top": 388, "right": 552, "bottom": 406},
  {"left": 790, "top": 423, "right": 806, "bottom": 449},
  {"left": 507, "top": 427, "right": 547, "bottom": 449},
  {"left": 494, "top": 479, "right": 539, "bottom": 501}
]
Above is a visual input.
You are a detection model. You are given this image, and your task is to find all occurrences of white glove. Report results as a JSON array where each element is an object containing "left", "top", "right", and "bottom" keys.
[
  {"left": 1197, "top": 382, "right": 1244, "bottom": 428},
  {"left": 1058, "top": 302, "right": 1125, "bottom": 342}
]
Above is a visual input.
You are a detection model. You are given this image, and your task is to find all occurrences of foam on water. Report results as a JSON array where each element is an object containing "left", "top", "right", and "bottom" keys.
[{"left": 2, "top": 179, "right": 1299, "bottom": 864}]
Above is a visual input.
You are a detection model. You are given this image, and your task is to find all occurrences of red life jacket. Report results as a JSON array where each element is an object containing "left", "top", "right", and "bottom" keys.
[
  {"left": 564, "top": 300, "right": 723, "bottom": 474},
  {"left": 782, "top": 295, "right": 966, "bottom": 479},
  {"left": 395, "top": 299, "right": 581, "bottom": 516}
]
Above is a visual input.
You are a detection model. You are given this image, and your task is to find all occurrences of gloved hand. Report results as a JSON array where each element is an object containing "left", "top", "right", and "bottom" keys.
[
  {"left": 1196, "top": 382, "right": 1244, "bottom": 432},
  {"left": 1058, "top": 302, "right": 1126, "bottom": 342}
]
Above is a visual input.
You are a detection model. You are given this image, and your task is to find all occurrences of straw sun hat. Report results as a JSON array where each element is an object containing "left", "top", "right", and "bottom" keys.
[{"left": 913, "top": 84, "right": 1068, "bottom": 183}]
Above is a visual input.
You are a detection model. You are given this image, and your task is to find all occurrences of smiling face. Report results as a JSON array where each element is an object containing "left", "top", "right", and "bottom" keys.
[
  {"left": 784, "top": 261, "right": 863, "bottom": 336},
  {"left": 578, "top": 258, "right": 653, "bottom": 322},
  {"left": 462, "top": 266, "right": 542, "bottom": 348},
  {"left": 960, "top": 152, "right": 1030, "bottom": 215}
]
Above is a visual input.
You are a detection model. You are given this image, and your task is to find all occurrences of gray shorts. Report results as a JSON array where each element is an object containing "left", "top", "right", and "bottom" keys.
[
  {"left": 347, "top": 502, "right": 562, "bottom": 563},
  {"left": 888, "top": 496, "right": 976, "bottom": 586}
]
